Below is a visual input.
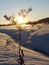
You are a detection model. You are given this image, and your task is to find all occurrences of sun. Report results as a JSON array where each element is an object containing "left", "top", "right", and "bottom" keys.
[{"left": 17, "top": 15, "right": 25, "bottom": 24}]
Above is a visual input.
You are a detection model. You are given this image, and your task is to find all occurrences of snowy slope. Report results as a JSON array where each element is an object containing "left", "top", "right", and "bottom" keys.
[
  {"left": 31, "top": 24, "right": 49, "bottom": 55},
  {"left": 0, "top": 33, "right": 49, "bottom": 65},
  {"left": 0, "top": 24, "right": 49, "bottom": 56},
  {"left": 17, "top": 24, "right": 49, "bottom": 56}
]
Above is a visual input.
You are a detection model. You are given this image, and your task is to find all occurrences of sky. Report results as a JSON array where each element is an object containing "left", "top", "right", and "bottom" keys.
[{"left": 0, "top": 0, "right": 49, "bottom": 24}]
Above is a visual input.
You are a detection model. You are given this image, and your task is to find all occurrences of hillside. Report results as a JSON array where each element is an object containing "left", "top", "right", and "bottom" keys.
[
  {"left": 0, "top": 17, "right": 49, "bottom": 64},
  {"left": 0, "top": 33, "right": 49, "bottom": 65},
  {"left": 27, "top": 17, "right": 49, "bottom": 25}
]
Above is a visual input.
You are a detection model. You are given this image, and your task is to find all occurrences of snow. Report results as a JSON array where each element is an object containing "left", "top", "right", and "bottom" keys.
[
  {"left": 31, "top": 25, "right": 49, "bottom": 55},
  {"left": 0, "top": 24, "right": 49, "bottom": 65},
  {"left": 0, "top": 33, "right": 49, "bottom": 65}
]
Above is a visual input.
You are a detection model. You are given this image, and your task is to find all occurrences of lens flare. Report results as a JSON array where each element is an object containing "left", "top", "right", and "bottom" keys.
[{"left": 17, "top": 15, "right": 25, "bottom": 24}]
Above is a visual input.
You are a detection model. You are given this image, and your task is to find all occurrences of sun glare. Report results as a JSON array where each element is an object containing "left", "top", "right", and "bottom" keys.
[{"left": 17, "top": 16, "right": 25, "bottom": 24}]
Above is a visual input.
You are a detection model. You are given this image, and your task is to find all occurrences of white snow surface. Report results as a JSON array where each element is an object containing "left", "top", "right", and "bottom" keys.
[
  {"left": 0, "top": 24, "right": 49, "bottom": 65},
  {"left": 0, "top": 33, "right": 49, "bottom": 65},
  {"left": 31, "top": 24, "right": 49, "bottom": 55}
]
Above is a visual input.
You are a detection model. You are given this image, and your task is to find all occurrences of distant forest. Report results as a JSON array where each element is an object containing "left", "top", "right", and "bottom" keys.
[
  {"left": 0, "top": 17, "right": 49, "bottom": 26},
  {"left": 27, "top": 17, "right": 49, "bottom": 25}
]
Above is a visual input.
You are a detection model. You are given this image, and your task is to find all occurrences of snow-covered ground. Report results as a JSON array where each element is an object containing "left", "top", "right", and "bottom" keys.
[
  {"left": 0, "top": 23, "right": 49, "bottom": 65},
  {"left": 0, "top": 33, "right": 49, "bottom": 65},
  {"left": 31, "top": 24, "right": 49, "bottom": 55}
]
